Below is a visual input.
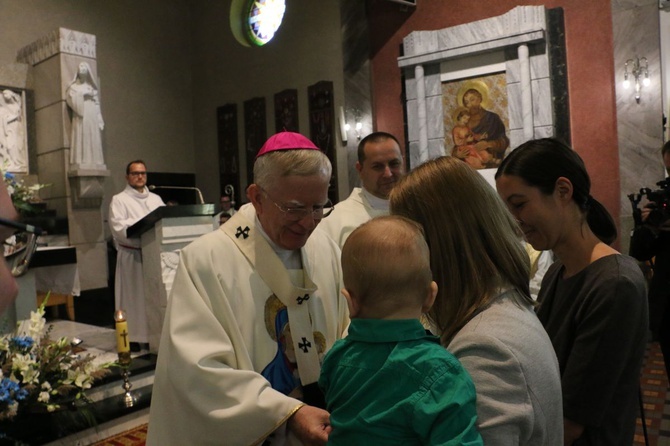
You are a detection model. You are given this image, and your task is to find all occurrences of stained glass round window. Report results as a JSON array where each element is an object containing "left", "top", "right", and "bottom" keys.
[{"left": 245, "top": 0, "right": 286, "bottom": 47}]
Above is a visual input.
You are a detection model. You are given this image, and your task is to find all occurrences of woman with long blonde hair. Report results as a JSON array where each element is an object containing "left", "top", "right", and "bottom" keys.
[{"left": 390, "top": 156, "right": 562, "bottom": 445}]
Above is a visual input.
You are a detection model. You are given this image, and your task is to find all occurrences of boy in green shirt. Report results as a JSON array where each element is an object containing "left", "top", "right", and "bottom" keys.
[{"left": 319, "top": 216, "right": 482, "bottom": 445}]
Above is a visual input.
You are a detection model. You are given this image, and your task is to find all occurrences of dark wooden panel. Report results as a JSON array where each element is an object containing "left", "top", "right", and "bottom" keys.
[{"left": 308, "top": 81, "right": 338, "bottom": 203}]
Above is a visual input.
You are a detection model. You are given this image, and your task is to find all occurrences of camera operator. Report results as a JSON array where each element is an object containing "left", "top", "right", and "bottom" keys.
[{"left": 641, "top": 141, "right": 670, "bottom": 378}]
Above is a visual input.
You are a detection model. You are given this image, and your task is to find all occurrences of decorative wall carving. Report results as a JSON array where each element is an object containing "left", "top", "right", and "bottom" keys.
[
  {"left": 216, "top": 103, "right": 240, "bottom": 205},
  {"left": 243, "top": 97, "right": 266, "bottom": 187},
  {"left": 17, "top": 28, "right": 96, "bottom": 66},
  {"left": 274, "top": 89, "right": 299, "bottom": 133},
  {"left": 398, "top": 5, "right": 569, "bottom": 174},
  {"left": 0, "top": 88, "right": 28, "bottom": 172}
]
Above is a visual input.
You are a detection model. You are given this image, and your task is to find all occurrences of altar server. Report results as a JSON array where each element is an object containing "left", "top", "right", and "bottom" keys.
[
  {"left": 109, "top": 160, "right": 165, "bottom": 350},
  {"left": 317, "top": 132, "right": 404, "bottom": 247},
  {"left": 147, "top": 131, "right": 348, "bottom": 446}
]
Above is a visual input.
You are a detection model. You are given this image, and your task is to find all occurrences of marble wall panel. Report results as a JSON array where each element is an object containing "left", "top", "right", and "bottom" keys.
[
  {"left": 612, "top": 0, "right": 657, "bottom": 9},
  {"left": 612, "top": 1, "right": 664, "bottom": 220},
  {"left": 36, "top": 150, "right": 67, "bottom": 199},
  {"left": 73, "top": 242, "right": 107, "bottom": 290},
  {"left": 404, "top": 68, "right": 416, "bottom": 101},
  {"left": 404, "top": 6, "right": 546, "bottom": 58},
  {"left": 424, "top": 64, "right": 442, "bottom": 97},
  {"left": 507, "top": 82, "right": 523, "bottom": 130},
  {"left": 427, "top": 138, "right": 446, "bottom": 160},
  {"left": 408, "top": 140, "right": 422, "bottom": 170},
  {"left": 44, "top": 196, "right": 68, "bottom": 219},
  {"left": 509, "top": 129, "right": 525, "bottom": 150},
  {"left": 30, "top": 56, "right": 61, "bottom": 110},
  {"left": 425, "top": 95, "right": 444, "bottom": 140},
  {"left": 68, "top": 207, "right": 104, "bottom": 245},
  {"left": 532, "top": 78, "right": 552, "bottom": 127},
  {"left": 534, "top": 126, "right": 555, "bottom": 140},
  {"left": 547, "top": 8, "right": 570, "bottom": 144},
  {"left": 34, "top": 102, "right": 68, "bottom": 152},
  {"left": 506, "top": 44, "right": 550, "bottom": 83},
  {"left": 399, "top": 6, "right": 557, "bottom": 165},
  {"left": 0, "top": 63, "right": 31, "bottom": 89},
  {"left": 530, "top": 49, "right": 551, "bottom": 80},
  {"left": 406, "top": 98, "right": 418, "bottom": 142},
  {"left": 403, "top": 30, "right": 439, "bottom": 58},
  {"left": 509, "top": 126, "right": 557, "bottom": 151},
  {"left": 506, "top": 52, "right": 553, "bottom": 135},
  {"left": 506, "top": 58, "right": 521, "bottom": 85},
  {"left": 438, "top": 21, "right": 507, "bottom": 50}
]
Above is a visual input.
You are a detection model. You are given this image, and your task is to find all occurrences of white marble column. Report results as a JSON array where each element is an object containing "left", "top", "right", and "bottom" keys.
[
  {"left": 518, "top": 44, "right": 534, "bottom": 140},
  {"left": 17, "top": 29, "right": 110, "bottom": 291},
  {"left": 415, "top": 64, "right": 429, "bottom": 163}
]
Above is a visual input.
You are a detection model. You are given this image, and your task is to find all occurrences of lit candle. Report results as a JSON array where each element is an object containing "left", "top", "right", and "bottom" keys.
[{"left": 115, "top": 309, "right": 131, "bottom": 366}]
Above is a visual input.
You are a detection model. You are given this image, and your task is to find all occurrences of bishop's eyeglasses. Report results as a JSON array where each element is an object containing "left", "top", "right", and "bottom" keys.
[
  {"left": 260, "top": 188, "right": 334, "bottom": 221},
  {"left": 1, "top": 217, "right": 43, "bottom": 277}
]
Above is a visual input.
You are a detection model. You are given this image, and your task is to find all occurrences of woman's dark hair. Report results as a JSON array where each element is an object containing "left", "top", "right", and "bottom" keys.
[
  {"left": 496, "top": 138, "right": 617, "bottom": 245},
  {"left": 662, "top": 140, "right": 670, "bottom": 157}
]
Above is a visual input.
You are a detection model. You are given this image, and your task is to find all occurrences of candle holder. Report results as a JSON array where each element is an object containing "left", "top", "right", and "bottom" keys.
[
  {"left": 121, "top": 364, "right": 136, "bottom": 408},
  {"left": 114, "top": 309, "right": 136, "bottom": 408}
]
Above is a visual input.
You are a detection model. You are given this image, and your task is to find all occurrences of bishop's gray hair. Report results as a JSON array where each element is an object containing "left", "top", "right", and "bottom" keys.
[{"left": 254, "top": 150, "right": 331, "bottom": 191}]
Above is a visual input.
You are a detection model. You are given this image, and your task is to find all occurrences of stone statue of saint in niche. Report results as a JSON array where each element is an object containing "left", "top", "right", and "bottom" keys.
[
  {"left": 66, "top": 62, "right": 105, "bottom": 168},
  {"left": 0, "top": 90, "right": 27, "bottom": 172}
]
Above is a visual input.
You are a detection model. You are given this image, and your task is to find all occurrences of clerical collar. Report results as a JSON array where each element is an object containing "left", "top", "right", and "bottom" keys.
[
  {"left": 362, "top": 187, "right": 390, "bottom": 211},
  {"left": 125, "top": 184, "right": 149, "bottom": 198},
  {"left": 254, "top": 215, "right": 302, "bottom": 269}
]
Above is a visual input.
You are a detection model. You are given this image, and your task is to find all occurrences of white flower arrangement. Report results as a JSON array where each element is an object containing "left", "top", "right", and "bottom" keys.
[
  {"left": 1, "top": 159, "right": 50, "bottom": 216},
  {"left": 0, "top": 296, "right": 113, "bottom": 421}
]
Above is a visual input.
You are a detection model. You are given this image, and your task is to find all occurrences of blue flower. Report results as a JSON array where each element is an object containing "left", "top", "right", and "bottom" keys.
[
  {"left": 9, "top": 336, "right": 34, "bottom": 352},
  {"left": 0, "top": 378, "right": 19, "bottom": 404},
  {"left": 15, "top": 387, "right": 28, "bottom": 401},
  {"left": 4, "top": 172, "right": 14, "bottom": 180}
]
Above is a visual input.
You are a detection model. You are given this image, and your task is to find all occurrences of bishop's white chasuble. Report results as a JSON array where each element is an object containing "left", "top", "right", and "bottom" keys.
[{"left": 147, "top": 204, "right": 348, "bottom": 446}]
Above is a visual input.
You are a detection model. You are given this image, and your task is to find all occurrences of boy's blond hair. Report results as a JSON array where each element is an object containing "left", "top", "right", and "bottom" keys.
[{"left": 342, "top": 215, "right": 432, "bottom": 314}]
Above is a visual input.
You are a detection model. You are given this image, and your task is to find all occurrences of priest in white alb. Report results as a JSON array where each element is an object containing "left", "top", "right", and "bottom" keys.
[
  {"left": 147, "top": 132, "right": 348, "bottom": 445},
  {"left": 317, "top": 131, "right": 405, "bottom": 247},
  {"left": 109, "top": 160, "right": 165, "bottom": 350}
]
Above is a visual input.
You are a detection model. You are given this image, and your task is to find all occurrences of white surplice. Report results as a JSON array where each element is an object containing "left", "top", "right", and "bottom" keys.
[
  {"left": 147, "top": 203, "right": 348, "bottom": 446},
  {"left": 108, "top": 185, "right": 165, "bottom": 343},
  {"left": 316, "top": 187, "right": 390, "bottom": 248}
]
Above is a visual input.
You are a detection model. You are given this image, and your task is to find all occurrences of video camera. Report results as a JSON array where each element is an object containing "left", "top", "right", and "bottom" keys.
[{"left": 628, "top": 178, "right": 670, "bottom": 227}]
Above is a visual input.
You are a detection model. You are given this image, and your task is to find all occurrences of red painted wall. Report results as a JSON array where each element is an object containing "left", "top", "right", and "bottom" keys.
[{"left": 368, "top": 0, "right": 620, "bottom": 227}]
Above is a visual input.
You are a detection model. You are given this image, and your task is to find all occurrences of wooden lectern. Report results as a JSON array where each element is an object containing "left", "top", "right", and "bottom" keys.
[{"left": 128, "top": 204, "right": 217, "bottom": 353}]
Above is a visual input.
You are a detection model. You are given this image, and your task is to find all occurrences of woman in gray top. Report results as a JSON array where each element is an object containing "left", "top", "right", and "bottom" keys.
[
  {"left": 390, "top": 156, "right": 563, "bottom": 445},
  {"left": 496, "top": 138, "right": 648, "bottom": 445}
]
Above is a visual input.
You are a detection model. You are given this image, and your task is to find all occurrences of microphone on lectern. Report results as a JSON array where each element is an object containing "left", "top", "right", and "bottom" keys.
[{"left": 148, "top": 185, "right": 205, "bottom": 205}]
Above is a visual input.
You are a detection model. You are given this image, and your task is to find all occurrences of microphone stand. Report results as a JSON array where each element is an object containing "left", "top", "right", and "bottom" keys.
[
  {"left": 0, "top": 217, "right": 44, "bottom": 236},
  {"left": 148, "top": 185, "right": 205, "bottom": 204}
]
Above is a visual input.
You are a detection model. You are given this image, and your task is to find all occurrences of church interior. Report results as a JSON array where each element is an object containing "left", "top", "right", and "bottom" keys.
[{"left": 0, "top": 0, "right": 669, "bottom": 444}]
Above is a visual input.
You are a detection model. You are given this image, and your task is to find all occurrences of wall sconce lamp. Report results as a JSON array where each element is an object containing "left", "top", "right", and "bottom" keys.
[
  {"left": 623, "top": 56, "right": 650, "bottom": 103},
  {"left": 346, "top": 121, "right": 363, "bottom": 140},
  {"left": 339, "top": 106, "right": 363, "bottom": 143}
]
